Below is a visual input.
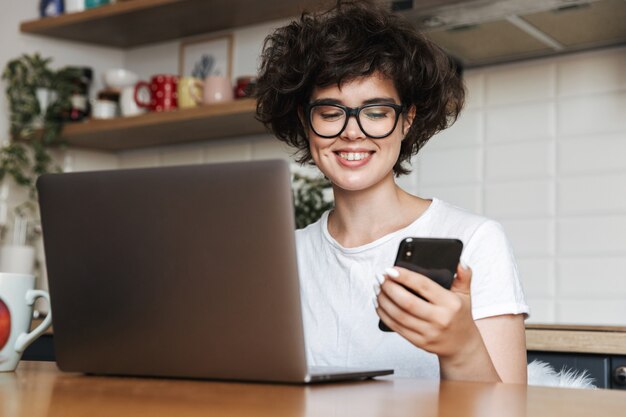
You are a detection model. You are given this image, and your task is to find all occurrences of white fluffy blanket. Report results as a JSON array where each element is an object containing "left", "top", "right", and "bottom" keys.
[{"left": 527, "top": 360, "right": 596, "bottom": 389}]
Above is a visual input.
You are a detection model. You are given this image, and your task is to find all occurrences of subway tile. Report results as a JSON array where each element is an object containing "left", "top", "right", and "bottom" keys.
[
  {"left": 556, "top": 300, "right": 626, "bottom": 326},
  {"left": 203, "top": 137, "right": 253, "bottom": 163},
  {"left": 485, "top": 102, "right": 555, "bottom": 143},
  {"left": 558, "top": 92, "right": 626, "bottom": 136},
  {"left": 251, "top": 135, "right": 294, "bottom": 161},
  {"left": 484, "top": 181, "right": 554, "bottom": 217},
  {"left": 118, "top": 149, "right": 161, "bottom": 169},
  {"left": 558, "top": 133, "right": 626, "bottom": 175},
  {"left": 558, "top": 173, "right": 626, "bottom": 215},
  {"left": 558, "top": 47, "right": 626, "bottom": 97},
  {"left": 462, "top": 71, "right": 484, "bottom": 110},
  {"left": 557, "top": 257, "right": 626, "bottom": 297},
  {"left": 485, "top": 141, "right": 554, "bottom": 180},
  {"left": 64, "top": 148, "right": 118, "bottom": 172},
  {"left": 517, "top": 258, "right": 555, "bottom": 298},
  {"left": 499, "top": 219, "right": 554, "bottom": 257},
  {"left": 417, "top": 147, "right": 482, "bottom": 185},
  {"left": 427, "top": 109, "right": 482, "bottom": 149},
  {"left": 160, "top": 143, "right": 204, "bottom": 166},
  {"left": 485, "top": 61, "right": 555, "bottom": 106},
  {"left": 524, "top": 299, "right": 555, "bottom": 324},
  {"left": 558, "top": 216, "right": 626, "bottom": 255},
  {"left": 419, "top": 184, "right": 482, "bottom": 213}
]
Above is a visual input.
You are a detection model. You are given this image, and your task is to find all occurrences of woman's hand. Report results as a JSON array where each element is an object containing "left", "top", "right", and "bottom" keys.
[{"left": 374, "top": 264, "right": 500, "bottom": 382}]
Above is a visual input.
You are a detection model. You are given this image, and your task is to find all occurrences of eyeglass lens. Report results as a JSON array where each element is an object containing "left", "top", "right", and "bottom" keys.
[{"left": 309, "top": 105, "right": 400, "bottom": 138}]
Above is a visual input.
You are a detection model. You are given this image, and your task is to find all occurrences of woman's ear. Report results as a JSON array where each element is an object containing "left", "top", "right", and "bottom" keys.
[{"left": 402, "top": 105, "right": 416, "bottom": 136}]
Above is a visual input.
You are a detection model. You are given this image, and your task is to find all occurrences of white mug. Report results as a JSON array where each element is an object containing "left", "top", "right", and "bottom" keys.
[
  {"left": 65, "top": 0, "right": 86, "bottom": 13},
  {"left": 0, "top": 273, "right": 52, "bottom": 372},
  {"left": 0, "top": 245, "right": 35, "bottom": 275},
  {"left": 92, "top": 100, "right": 117, "bottom": 119},
  {"left": 120, "top": 86, "right": 146, "bottom": 117}
]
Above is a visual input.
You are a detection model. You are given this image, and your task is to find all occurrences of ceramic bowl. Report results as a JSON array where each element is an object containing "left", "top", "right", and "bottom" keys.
[{"left": 103, "top": 69, "right": 139, "bottom": 89}]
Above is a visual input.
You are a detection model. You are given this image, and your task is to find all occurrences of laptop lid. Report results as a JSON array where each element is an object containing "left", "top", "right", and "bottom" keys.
[{"left": 38, "top": 159, "right": 313, "bottom": 383}]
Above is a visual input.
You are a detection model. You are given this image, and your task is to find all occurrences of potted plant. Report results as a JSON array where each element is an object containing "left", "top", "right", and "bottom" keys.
[
  {"left": 292, "top": 172, "right": 333, "bottom": 229},
  {"left": 0, "top": 53, "right": 77, "bottom": 274}
]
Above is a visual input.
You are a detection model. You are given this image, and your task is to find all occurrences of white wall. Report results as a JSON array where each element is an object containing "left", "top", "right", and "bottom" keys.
[
  {"left": 2, "top": 2, "right": 625, "bottom": 325},
  {"left": 417, "top": 47, "right": 626, "bottom": 325}
]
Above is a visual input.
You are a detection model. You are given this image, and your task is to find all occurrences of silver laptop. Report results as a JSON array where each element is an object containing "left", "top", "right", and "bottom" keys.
[{"left": 37, "top": 159, "right": 392, "bottom": 383}]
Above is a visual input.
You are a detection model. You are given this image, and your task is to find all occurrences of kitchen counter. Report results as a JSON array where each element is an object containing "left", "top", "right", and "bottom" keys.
[{"left": 525, "top": 324, "right": 626, "bottom": 355}]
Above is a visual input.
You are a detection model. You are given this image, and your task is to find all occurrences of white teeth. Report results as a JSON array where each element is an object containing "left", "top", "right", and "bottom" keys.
[{"left": 339, "top": 152, "right": 370, "bottom": 161}]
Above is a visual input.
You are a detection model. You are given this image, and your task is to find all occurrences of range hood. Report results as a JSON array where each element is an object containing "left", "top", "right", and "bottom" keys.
[{"left": 394, "top": 0, "right": 626, "bottom": 68}]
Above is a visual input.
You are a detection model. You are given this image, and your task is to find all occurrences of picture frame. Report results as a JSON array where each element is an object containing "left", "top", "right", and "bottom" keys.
[{"left": 179, "top": 34, "right": 234, "bottom": 80}]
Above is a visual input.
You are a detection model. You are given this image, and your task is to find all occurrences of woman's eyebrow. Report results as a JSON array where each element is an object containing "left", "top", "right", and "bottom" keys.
[
  {"left": 309, "top": 97, "right": 399, "bottom": 106},
  {"left": 362, "top": 97, "right": 397, "bottom": 105}
]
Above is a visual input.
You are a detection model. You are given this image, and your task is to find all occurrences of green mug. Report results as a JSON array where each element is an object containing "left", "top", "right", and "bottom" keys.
[{"left": 85, "top": 0, "right": 110, "bottom": 9}]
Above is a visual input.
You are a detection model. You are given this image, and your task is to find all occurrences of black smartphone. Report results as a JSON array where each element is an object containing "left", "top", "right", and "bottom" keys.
[{"left": 378, "top": 237, "right": 464, "bottom": 332}]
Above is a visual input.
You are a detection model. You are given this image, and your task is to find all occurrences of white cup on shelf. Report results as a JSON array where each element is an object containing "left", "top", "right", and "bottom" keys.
[
  {"left": 120, "top": 86, "right": 146, "bottom": 117},
  {"left": 92, "top": 100, "right": 117, "bottom": 119},
  {"left": 65, "top": 0, "right": 86, "bottom": 13},
  {"left": 0, "top": 246, "right": 35, "bottom": 275}
]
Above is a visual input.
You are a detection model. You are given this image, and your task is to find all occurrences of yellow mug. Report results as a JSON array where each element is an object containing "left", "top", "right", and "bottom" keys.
[{"left": 177, "top": 77, "right": 202, "bottom": 109}]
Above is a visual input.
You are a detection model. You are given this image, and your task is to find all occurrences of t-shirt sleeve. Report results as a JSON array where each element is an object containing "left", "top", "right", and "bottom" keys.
[{"left": 461, "top": 220, "right": 530, "bottom": 320}]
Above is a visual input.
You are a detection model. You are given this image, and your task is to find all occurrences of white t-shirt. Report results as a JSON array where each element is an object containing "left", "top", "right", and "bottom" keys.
[{"left": 295, "top": 198, "right": 529, "bottom": 379}]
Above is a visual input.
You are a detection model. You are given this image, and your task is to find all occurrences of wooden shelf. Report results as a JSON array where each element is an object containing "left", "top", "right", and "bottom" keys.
[
  {"left": 20, "top": 0, "right": 331, "bottom": 47},
  {"left": 61, "top": 98, "right": 267, "bottom": 151}
]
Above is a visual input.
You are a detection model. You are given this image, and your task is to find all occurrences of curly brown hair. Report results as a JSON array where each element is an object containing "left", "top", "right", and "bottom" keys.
[{"left": 255, "top": 0, "right": 465, "bottom": 176}]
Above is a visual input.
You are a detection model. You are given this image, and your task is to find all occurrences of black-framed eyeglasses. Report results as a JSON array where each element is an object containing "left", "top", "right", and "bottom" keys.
[{"left": 306, "top": 103, "right": 404, "bottom": 139}]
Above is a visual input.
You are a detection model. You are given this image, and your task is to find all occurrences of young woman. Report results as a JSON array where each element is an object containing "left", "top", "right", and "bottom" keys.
[{"left": 255, "top": 1, "right": 529, "bottom": 383}]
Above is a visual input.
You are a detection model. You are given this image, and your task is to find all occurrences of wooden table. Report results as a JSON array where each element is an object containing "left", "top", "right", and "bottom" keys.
[{"left": 2, "top": 362, "right": 625, "bottom": 417}]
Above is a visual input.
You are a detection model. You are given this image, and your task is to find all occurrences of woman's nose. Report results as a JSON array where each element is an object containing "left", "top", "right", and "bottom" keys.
[{"left": 341, "top": 115, "right": 365, "bottom": 140}]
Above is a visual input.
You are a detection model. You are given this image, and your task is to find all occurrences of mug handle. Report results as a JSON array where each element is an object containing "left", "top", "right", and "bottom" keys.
[
  {"left": 190, "top": 79, "right": 204, "bottom": 105},
  {"left": 14, "top": 289, "right": 52, "bottom": 353},
  {"left": 134, "top": 81, "right": 152, "bottom": 109}
]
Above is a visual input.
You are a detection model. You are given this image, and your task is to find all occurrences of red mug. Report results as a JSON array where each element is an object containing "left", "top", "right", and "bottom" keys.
[{"left": 134, "top": 74, "right": 178, "bottom": 112}]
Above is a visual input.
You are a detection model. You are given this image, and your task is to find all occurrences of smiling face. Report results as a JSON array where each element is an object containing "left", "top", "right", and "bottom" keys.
[{"left": 306, "top": 73, "right": 413, "bottom": 192}]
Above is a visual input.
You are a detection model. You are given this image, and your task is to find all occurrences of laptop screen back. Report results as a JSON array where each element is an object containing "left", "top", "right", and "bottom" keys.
[{"left": 38, "top": 160, "right": 308, "bottom": 382}]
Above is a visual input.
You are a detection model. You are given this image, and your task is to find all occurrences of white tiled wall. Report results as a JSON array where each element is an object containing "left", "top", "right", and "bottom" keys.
[{"left": 417, "top": 46, "right": 626, "bottom": 325}]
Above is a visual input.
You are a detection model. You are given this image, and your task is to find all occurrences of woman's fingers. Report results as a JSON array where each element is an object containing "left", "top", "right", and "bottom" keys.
[
  {"left": 377, "top": 276, "right": 438, "bottom": 322},
  {"left": 384, "top": 267, "right": 453, "bottom": 307},
  {"left": 376, "top": 297, "right": 426, "bottom": 346},
  {"left": 376, "top": 287, "right": 432, "bottom": 332}
]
